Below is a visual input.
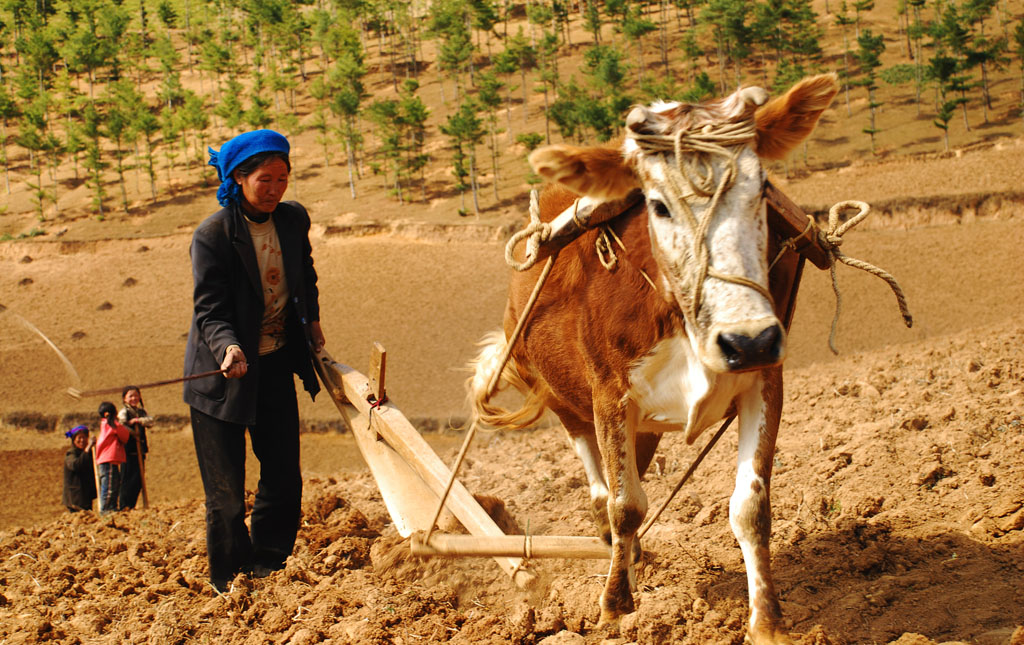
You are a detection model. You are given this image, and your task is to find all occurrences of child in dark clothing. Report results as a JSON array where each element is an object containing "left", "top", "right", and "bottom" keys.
[
  {"left": 118, "top": 385, "right": 154, "bottom": 510},
  {"left": 62, "top": 425, "right": 96, "bottom": 512}
]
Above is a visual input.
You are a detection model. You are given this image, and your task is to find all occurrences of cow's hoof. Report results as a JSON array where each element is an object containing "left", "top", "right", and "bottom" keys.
[
  {"left": 598, "top": 589, "right": 635, "bottom": 633},
  {"left": 744, "top": 625, "right": 794, "bottom": 645},
  {"left": 597, "top": 611, "right": 622, "bottom": 635}
]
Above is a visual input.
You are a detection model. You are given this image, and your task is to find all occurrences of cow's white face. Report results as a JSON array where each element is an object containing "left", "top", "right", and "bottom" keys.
[
  {"left": 623, "top": 90, "right": 783, "bottom": 373},
  {"left": 528, "top": 75, "right": 840, "bottom": 373}
]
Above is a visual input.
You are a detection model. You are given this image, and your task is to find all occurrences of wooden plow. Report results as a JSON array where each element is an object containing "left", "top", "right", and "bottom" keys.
[
  {"left": 313, "top": 344, "right": 545, "bottom": 587},
  {"left": 313, "top": 183, "right": 832, "bottom": 588}
]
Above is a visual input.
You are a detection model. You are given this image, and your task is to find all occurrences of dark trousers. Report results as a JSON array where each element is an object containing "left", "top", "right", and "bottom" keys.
[
  {"left": 119, "top": 452, "right": 144, "bottom": 510},
  {"left": 189, "top": 348, "right": 302, "bottom": 585}
]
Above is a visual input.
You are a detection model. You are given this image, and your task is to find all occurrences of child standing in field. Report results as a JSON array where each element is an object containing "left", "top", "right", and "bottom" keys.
[
  {"left": 118, "top": 385, "right": 154, "bottom": 510},
  {"left": 62, "top": 425, "right": 96, "bottom": 512},
  {"left": 95, "top": 401, "right": 129, "bottom": 514}
]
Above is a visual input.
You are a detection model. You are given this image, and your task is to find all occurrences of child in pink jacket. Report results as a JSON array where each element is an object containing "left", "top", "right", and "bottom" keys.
[{"left": 96, "top": 401, "right": 130, "bottom": 514}]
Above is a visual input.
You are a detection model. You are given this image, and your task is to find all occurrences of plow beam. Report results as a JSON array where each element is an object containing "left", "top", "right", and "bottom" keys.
[{"left": 412, "top": 533, "right": 610, "bottom": 559}]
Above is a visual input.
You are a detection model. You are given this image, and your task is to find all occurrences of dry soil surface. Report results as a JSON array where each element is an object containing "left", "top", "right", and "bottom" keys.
[{"left": 1, "top": 144, "right": 1023, "bottom": 644}]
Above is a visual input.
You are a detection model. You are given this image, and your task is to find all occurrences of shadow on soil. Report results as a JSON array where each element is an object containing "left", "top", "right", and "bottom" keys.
[{"left": 684, "top": 519, "right": 1023, "bottom": 643}]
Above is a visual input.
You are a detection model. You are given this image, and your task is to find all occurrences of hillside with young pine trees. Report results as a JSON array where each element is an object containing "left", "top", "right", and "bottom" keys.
[{"left": 1, "top": 0, "right": 1023, "bottom": 234}]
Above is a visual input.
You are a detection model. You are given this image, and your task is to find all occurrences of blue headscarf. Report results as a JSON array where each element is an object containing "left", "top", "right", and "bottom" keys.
[
  {"left": 65, "top": 425, "right": 88, "bottom": 439},
  {"left": 208, "top": 130, "right": 290, "bottom": 207}
]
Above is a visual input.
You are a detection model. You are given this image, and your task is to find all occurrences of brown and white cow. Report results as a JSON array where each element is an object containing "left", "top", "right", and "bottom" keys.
[{"left": 468, "top": 75, "right": 839, "bottom": 643}]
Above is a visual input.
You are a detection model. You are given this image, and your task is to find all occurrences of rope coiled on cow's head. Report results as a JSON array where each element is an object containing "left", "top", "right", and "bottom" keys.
[{"left": 629, "top": 119, "right": 770, "bottom": 325}]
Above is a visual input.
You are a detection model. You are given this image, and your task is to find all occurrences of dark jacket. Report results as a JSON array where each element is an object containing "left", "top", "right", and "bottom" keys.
[
  {"left": 63, "top": 446, "right": 96, "bottom": 511},
  {"left": 118, "top": 405, "right": 151, "bottom": 457},
  {"left": 183, "top": 200, "right": 321, "bottom": 425}
]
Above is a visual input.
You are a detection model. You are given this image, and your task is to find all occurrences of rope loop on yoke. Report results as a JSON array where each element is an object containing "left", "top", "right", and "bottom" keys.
[
  {"left": 597, "top": 223, "right": 659, "bottom": 291},
  {"left": 768, "top": 219, "right": 816, "bottom": 272},
  {"left": 505, "top": 190, "right": 551, "bottom": 272},
  {"left": 784, "top": 200, "right": 915, "bottom": 354},
  {"left": 826, "top": 199, "right": 872, "bottom": 242},
  {"left": 595, "top": 227, "right": 618, "bottom": 270}
]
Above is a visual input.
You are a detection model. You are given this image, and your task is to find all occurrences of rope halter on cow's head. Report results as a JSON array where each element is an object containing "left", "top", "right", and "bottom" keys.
[{"left": 623, "top": 86, "right": 775, "bottom": 328}]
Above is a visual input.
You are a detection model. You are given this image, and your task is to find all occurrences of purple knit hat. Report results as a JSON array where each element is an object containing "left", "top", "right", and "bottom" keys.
[{"left": 65, "top": 425, "right": 88, "bottom": 439}]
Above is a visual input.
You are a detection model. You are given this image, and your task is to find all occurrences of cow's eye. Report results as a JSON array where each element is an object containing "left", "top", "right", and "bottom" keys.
[{"left": 650, "top": 200, "right": 671, "bottom": 218}]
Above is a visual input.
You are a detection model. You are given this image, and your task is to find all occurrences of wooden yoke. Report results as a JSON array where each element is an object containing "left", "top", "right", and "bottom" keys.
[
  {"left": 528, "top": 183, "right": 827, "bottom": 274},
  {"left": 763, "top": 180, "right": 831, "bottom": 328},
  {"left": 764, "top": 181, "right": 829, "bottom": 270},
  {"left": 521, "top": 190, "right": 645, "bottom": 266}
]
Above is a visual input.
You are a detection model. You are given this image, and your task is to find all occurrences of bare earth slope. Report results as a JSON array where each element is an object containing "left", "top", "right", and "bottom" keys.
[
  {"left": 0, "top": 321, "right": 1021, "bottom": 644},
  {"left": 0, "top": 144, "right": 1023, "bottom": 644}
]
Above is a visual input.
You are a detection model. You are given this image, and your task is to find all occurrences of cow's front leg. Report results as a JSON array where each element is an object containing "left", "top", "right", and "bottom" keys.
[
  {"left": 567, "top": 428, "right": 611, "bottom": 545},
  {"left": 569, "top": 426, "right": 657, "bottom": 562},
  {"left": 595, "top": 395, "right": 647, "bottom": 630},
  {"left": 731, "top": 367, "right": 789, "bottom": 645}
]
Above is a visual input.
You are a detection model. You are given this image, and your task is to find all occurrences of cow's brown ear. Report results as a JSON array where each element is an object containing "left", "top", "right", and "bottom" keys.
[
  {"left": 755, "top": 73, "right": 838, "bottom": 161},
  {"left": 529, "top": 145, "right": 639, "bottom": 200}
]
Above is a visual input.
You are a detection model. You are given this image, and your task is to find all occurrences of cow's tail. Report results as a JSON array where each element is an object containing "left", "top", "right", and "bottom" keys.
[{"left": 467, "top": 330, "right": 547, "bottom": 430}]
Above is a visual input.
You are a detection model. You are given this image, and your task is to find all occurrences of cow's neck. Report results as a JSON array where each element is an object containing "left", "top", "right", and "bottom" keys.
[{"left": 629, "top": 332, "right": 758, "bottom": 442}]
